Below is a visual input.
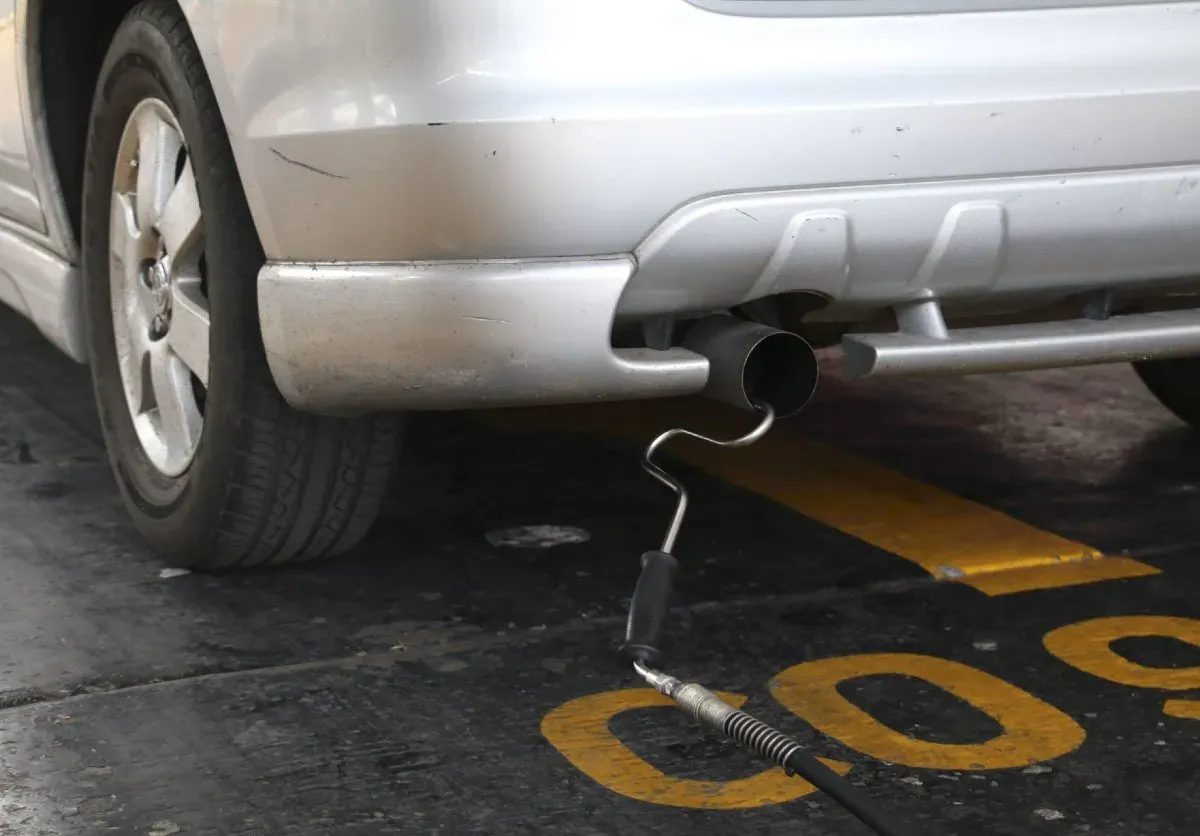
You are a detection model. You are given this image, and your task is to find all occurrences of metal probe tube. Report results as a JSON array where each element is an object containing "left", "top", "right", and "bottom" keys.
[{"left": 642, "top": 402, "right": 775, "bottom": 555}]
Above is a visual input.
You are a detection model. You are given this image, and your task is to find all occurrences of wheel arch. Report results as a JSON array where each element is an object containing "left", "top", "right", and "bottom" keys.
[{"left": 22, "top": 0, "right": 262, "bottom": 359}]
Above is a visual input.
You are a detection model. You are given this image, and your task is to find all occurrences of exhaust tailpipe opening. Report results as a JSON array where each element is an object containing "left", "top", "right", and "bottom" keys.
[{"left": 682, "top": 315, "right": 819, "bottom": 418}]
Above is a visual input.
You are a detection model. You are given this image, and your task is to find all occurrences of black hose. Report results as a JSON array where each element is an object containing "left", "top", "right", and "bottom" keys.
[{"left": 784, "top": 746, "right": 923, "bottom": 836}]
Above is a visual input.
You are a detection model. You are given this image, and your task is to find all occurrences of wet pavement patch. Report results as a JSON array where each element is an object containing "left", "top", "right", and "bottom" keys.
[
  {"left": 0, "top": 307, "right": 1198, "bottom": 835},
  {"left": 4, "top": 584, "right": 1198, "bottom": 835}
]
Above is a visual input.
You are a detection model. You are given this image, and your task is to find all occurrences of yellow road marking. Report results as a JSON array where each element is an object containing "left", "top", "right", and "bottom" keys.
[
  {"left": 1043, "top": 615, "right": 1200, "bottom": 690},
  {"left": 966, "top": 557, "right": 1158, "bottom": 596},
  {"left": 1163, "top": 699, "right": 1200, "bottom": 720},
  {"left": 486, "top": 400, "right": 1157, "bottom": 595},
  {"left": 769, "top": 652, "right": 1086, "bottom": 770},
  {"left": 540, "top": 688, "right": 850, "bottom": 809}
]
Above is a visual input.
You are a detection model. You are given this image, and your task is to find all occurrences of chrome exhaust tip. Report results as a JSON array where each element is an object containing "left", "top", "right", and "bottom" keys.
[{"left": 682, "top": 315, "right": 819, "bottom": 418}]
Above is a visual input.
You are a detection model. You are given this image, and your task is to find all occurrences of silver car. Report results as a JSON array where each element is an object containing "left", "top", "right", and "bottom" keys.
[{"left": 3, "top": 0, "right": 1200, "bottom": 567}]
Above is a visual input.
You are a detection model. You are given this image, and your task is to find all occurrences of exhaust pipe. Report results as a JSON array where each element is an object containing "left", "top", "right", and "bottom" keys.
[{"left": 682, "top": 315, "right": 819, "bottom": 418}]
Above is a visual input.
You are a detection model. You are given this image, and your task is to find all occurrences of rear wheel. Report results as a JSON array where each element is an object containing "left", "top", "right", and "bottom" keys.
[
  {"left": 1133, "top": 358, "right": 1200, "bottom": 430},
  {"left": 82, "top": 1, "right": 403, "bottom": 568}
]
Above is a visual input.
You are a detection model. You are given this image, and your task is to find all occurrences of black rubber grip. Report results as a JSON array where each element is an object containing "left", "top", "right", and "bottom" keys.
[{"left": 620, "top": 550, "right": 678, "bottom": 666}]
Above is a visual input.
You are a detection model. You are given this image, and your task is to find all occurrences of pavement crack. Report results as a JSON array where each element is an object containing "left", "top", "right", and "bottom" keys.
[
  {"left": 0, "top": 686, "right": 62, "bottom": 710},
  {"left": 0, "top": 573, "right": 1003, "bottom": 716}
]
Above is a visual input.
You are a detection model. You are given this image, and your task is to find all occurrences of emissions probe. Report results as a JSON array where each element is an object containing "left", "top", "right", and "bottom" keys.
[{"left": 618, "top": 315, "right": 928, "bottom": 836}]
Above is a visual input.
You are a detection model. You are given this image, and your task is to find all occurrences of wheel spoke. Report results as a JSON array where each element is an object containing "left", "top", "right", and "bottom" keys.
[
  {"left": 109, "top": 190, "right": 141, "bottom": 273},
  {"left": 158, "top": 159, "right": 202, "bottom": 263},
  {"left": 149, "top": 340, "right": 202, "bottom": 460},
  {"left": 119, "top": 339, "right": 152, "bottom": 417},
  {"left": 134, "top": 106, "right": 182, "bottom": 233},
  {"left": 168, "top": 278, "right": 211, "bottom": 387}
]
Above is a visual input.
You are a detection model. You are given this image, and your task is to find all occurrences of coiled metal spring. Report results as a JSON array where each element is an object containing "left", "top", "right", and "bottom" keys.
[{"left": 723, "top": 710, "right": 804, "bottom": 769}]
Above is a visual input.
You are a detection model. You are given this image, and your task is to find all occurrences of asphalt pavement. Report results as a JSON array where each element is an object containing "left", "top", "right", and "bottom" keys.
[{"left": 0, "top": 306, "right": 1198, "bottom": 836}]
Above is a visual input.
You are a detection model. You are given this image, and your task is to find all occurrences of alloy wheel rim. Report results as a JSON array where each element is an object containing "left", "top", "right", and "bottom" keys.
[{"left": 109, "top": 98, "right": 210, "bottom": 477}]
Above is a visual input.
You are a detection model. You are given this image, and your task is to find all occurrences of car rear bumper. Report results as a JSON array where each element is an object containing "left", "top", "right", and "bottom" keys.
[
  {"left": 257, "top": 258, "right": 709, "bottom": 414},
  {"left": 625, "top": 162, "right": 1200, "bottom": 319},
  {"left": 259, "top": 248, "right": 1200, "bottom": 415},
  {"left": 261, "top": 150, "right": 1200, "bottom": 414}
]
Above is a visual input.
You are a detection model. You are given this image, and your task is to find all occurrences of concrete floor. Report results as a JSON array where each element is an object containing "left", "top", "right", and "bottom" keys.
[{"left": 0, "top": 306, "right": 1198, "bottom": 835}]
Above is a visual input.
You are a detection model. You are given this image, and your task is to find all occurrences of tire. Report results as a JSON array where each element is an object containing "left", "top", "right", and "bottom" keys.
[
  {"left": 81, "top": 0, "right": 403, "bottom": 569},
  {"left": 1133, "top": 357, "right": 1200, "bottom": 429}
]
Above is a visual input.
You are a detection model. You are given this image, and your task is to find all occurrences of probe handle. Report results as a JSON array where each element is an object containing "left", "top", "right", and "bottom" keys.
[{"left": 621, "top": 550, "right": 678, "bottom": 667}]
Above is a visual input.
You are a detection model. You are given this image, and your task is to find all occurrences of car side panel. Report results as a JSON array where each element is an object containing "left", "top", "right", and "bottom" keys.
[
  {"left": 0, "top": 3, "right": 46, "bottom": 235},
  {"left": 0, "top": 2, "right": 90, "bottom": 362}
]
